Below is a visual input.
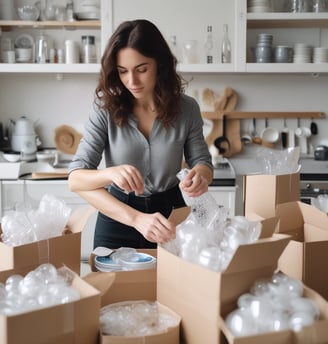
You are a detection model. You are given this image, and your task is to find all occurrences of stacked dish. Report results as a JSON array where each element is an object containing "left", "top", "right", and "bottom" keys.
[
  {"left": 94, "top": 250, "right": 157, "bottom": 272},
  {"left": 313, "top": 47, "right": 328, "bottom": 63},
  {"left": 14, "top": 35, "right": 34, "bottom": 63},
  {"left": 293, "top": 43, "right": 313, "bottom": 63},
  {"left": 254, "top": 33, "right": 273, "bottom": 63},
  {"left": 248, "top": 0, "right": 273, "bottom": 12}
]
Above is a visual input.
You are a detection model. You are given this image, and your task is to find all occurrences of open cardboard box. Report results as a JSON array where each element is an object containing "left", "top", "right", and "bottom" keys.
[
  {"left": 276, "top": 201, "right": 328, "bottom": 300},
  {"left": 84, "top": 263, "right": 180, "bottom": 344},
  {"left": 156, "top": 207, "right": 291, "bottom": 344},
  {"left": 244, "top": 172, "right": 300, "bottom": 218},
  {"left": 0, "top": 264, "right": 103, "bottom": 344},
  {"left": 220, "top": 284, "right": 328, "bottom": 344},
  {"left": 0, "top": 205, "right": 96, "bottom": 274},
  {"left": 87, "top": 249, "right": 158, "bottom": 304}
]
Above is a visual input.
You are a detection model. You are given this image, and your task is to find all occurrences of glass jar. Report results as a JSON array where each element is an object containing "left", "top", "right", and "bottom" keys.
[{"left": 81, "top": 35, "right": 97, "bottom": 63}]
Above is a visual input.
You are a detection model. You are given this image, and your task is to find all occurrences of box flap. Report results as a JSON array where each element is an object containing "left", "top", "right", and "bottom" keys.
[
  {"left": 276, "top": 173, "right": 300, "bottom": 203},
  {"left": 246, "top": 213, "right": 279, "bottom": 238},
  {"left": 168, "top": 207, "right": 191, "bottom": 225},
  {"left": 275, "top": 201, "right": 304, "bottom": 234},
  {"left": 82, "top": 271, "right": 116, "bottom": 296},
  {"left": 304, "top": 224, "right": 328, "bottom": 242},
  {"left": 66, "top": 205, "right": 97, "bottom": 234},
  {"left": 225, "top": 234, "right": 291, "bottom": 274},
  {"left": 299, "top": 201, "right": 328, "bottom": 230}
]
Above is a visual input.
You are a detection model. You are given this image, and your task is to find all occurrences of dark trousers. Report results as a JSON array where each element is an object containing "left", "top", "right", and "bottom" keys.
[{"left": 94, "top": 184, "right": 186, "bottom": 249}]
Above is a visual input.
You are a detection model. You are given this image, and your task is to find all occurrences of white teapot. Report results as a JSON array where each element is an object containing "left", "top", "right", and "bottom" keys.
[{"left": 11, "top": 116, "right": 41, "bottom": 161}]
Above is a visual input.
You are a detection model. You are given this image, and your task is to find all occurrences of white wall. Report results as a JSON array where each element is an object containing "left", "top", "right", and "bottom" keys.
[{"left": 0, "top": 74, "right": 97, "bottom": 148}]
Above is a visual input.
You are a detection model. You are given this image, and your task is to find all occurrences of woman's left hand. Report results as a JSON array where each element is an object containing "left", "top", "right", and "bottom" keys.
[{"left": 179, "top": 169, "right": 209, "bottom": 197}]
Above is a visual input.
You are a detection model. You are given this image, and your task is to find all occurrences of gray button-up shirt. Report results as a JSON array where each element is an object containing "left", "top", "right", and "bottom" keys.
[{"left": 69, "top": 94, "right": 212, "bottom": 195}]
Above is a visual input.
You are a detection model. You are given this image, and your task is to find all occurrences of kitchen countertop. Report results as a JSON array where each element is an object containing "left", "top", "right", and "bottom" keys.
[
  {"left": 1, "top": 146, "right": 328, "bottom": 181},
  {"left": 227, "top": 145, "right": 328, "bottom": 176}
]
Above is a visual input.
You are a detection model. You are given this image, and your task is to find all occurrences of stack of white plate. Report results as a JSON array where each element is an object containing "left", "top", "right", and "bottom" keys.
[
  {"left": 293, "top": 43, "right": 313, "bottom": 63},
  {"left": 94, "top": 252, "right": 157, "bottom": 272},
  {"left": 313, "top": 47, "right": 328, "bottom": 63},
  {"left": 248, "top": 0, "right": 273, "bottom": 12},
  {"left": 74, "top": 0, "right": 100, "bottom": 20}
]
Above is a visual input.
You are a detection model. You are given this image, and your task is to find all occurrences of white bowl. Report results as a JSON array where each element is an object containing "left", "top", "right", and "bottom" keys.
[
  {"left": 36, "top": 150, "right": 57, "bottom": 164},
  {"left": 3, "top": 152, "right": 21, "bottom": 162},
  {"left": 15, "top": 48, "right": 32, "bottom": 62},
  {"left": 261, "top": 127, "right": 279, "bottom": 143}
]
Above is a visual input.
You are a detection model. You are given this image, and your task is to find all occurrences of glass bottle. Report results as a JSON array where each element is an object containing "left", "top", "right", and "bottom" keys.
[
  {"left": 221, "top": 24, "right": 231, "bottom": 63},
  {"left": 169, "top": 35, "right": 179, "bottom": 62},
  {"left": 66, "top": 0, "right": 74, "bottom": 21},
  {"left": 204, "top": 25, "right": 214, "bottom": 64},
  {"left": 81, "top": 35, "right": 97, "bottom": 63}
]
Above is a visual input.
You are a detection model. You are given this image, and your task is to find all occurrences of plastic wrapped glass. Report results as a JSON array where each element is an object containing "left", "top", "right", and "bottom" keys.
[
  {"left": 225, "top": 272, "right": 320, "bottom": 337},
  {"left": 256, "top": 147, "right": 300, "bottom": 175}
]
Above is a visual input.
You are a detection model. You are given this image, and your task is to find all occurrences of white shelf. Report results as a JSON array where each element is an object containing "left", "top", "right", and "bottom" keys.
[
  {"left": 0, "top": 63, "right": 101, "bottom": 74},
  {"left": 177, "top": 63, "right": 234, "bottom": 74},
  {"left": 247, "top": 12, "right": 328, "bottom": 28},
  {"left": 0, "top": 63, "right": 235, "bottom": 74},
  {"left": 246, "top": 63, "right": 328, "bottom": 73}
]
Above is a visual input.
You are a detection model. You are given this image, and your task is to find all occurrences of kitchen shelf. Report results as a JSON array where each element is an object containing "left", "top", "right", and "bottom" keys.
[
  {"left": 202, "top": 111, "right": 325, "bottom": 120},
  {"left": 246, "top": 63, "right": 328, "bottom": 73},
  {"left": 0, "top": 63, "right": 101, "bottom": 74},
  {"left": 177, "top": 63, "right": 234, "bottom": 74},
  {"left": 0, "top": 20, "right": 101, "bottom": 31},
  {"left": 247, "top": 12, "right": 328, "bottom": 28}
]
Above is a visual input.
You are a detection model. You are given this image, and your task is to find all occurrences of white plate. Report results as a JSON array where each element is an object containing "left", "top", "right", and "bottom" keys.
[
  {"left": 15, "top": 34, "right": 34, "bottom": 49},
  {"left": 76, "top": 11, "right": 100, "bottom": 20}
]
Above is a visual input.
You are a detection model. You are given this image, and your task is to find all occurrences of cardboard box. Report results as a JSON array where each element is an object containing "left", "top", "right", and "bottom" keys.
[
  {"left": 220, "top": 285, "right": 328, "bottom": 344},
  {"left": 100, "top": 301, "right": 180, "bottom": 344},
  {"left": 0, "top": 205, "right": 95, "bottom": 274},
  {"left": 86, "top": 249, "right": 158, "bottom": 304},
  {"left": 156, "top": 209, "right": 291, "bottom": 344},
  {"left": 276, "top": 201, "right": 328, "bottom": 300},
  {"left": 0, "top": 265, "right": 102, "bottom": 344},
  {"left": 244, "top": 172, "right": 300, "bottom": 218},
  {"left": 84, "top": 262, "right": 180, "bottom": 344}
]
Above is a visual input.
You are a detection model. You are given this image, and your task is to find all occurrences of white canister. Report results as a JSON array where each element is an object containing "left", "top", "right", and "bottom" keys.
[{"left": 65, "top": 40, "right": 80, "bottom": 64}]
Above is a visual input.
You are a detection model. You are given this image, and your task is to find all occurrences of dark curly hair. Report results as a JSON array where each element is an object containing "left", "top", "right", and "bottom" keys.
[{"left": 95, "top": 19, "right": 185, "bottom": 127}]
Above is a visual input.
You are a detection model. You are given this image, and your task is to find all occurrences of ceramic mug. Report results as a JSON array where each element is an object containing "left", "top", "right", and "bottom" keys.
[
  {"left": 295, "top": 126, "right": 311, "bottom": 138},
  {"left": 274, "top": 45, "right": 293, "bottom": 63}
]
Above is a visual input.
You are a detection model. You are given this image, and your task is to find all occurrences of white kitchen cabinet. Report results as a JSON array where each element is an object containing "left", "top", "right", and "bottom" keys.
[
  {"left": 208, "top": 186, "right": 236, "bottom": 217},
  {"left": 0, "top": 180, "right": 84, "bottom": 218},
  {"left": 245, "top": 9, "right": 328, "bottom": 73},
  {"left": 0, "top": 3, "right": 102, "bottom": 74},
  {"left": 1, "top": 0, "right": 328, "bottom": 75},
  {"left": 0, "top": 0, "right": 237, "bottom": 74}
]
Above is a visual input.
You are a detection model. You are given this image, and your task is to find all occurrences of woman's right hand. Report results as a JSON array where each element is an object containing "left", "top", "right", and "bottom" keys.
[
  {"left": 108, "top": 164, "right": 144, "bottom": 195},
  {"left": 134, "top": 212, "right": 176, "bottom": 244}
]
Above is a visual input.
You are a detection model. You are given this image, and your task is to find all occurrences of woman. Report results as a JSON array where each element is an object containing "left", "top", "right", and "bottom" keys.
[{"left": 68, "top": 19, "right": 213, "bottom": 249}]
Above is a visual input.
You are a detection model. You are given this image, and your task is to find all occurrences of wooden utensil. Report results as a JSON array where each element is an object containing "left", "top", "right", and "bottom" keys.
[{"left": 252, "top": 118, "right": 262, "bottom": 144}]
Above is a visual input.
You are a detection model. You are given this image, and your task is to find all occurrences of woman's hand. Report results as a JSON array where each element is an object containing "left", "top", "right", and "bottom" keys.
[
  {"left": 109, "top": 164, "right": 144, "bottom": 195},
  {"left": 134, "top": 212, "right": 176, "bottom": 244},
  {"left": 179, "top": 168, "right": 210, "bottom": 197}
]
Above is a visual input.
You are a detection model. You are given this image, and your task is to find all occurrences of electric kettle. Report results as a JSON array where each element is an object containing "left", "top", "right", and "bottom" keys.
[{"left": 11, "top": 116, "right": 41, "bottom": 161}]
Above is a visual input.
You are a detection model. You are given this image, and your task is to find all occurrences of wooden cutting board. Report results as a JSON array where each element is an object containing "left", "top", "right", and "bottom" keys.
[{"left": 31, "top": 169, "right": 69, "bottom": 179}]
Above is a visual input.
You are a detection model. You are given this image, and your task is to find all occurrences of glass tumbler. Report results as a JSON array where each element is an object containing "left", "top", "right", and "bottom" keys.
[{"left": 182, "top": 40, "right": 199, "bottom": 64}]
